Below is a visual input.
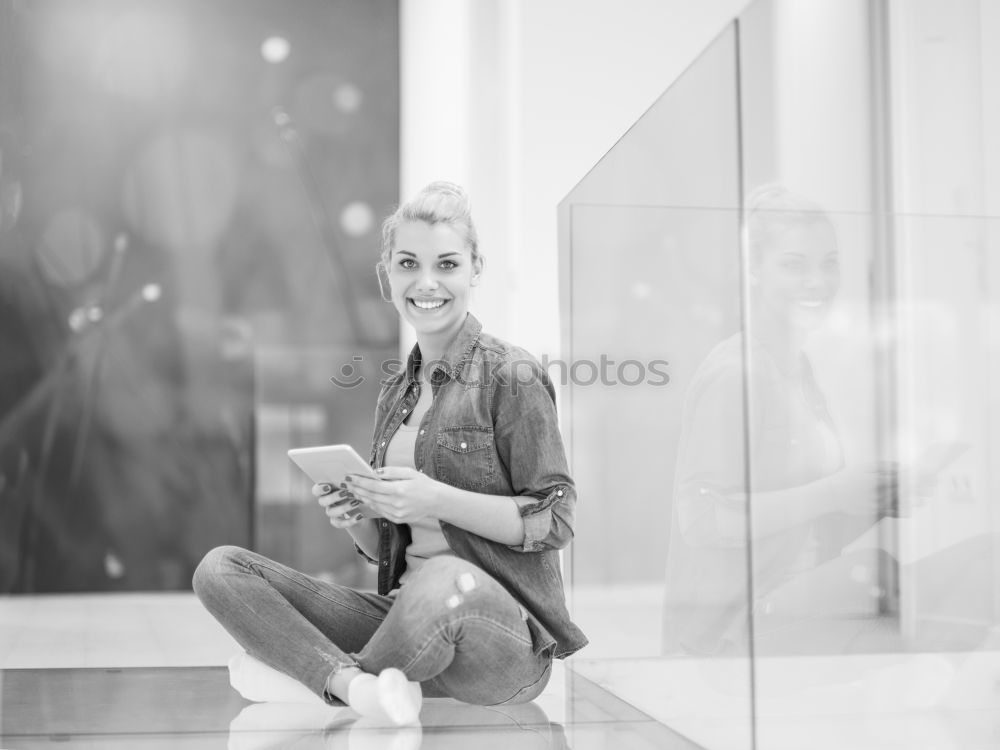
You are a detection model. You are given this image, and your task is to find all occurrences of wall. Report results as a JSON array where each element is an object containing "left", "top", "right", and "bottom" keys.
[{"left": 400, "top": 0, "right": 751, "bottom": 360}]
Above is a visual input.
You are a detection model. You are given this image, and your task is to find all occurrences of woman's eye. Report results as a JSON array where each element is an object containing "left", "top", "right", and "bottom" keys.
[
  {"left": 439, "top": 260, "right": 457, "bottom": 270},
  {"left": 399, "top": 259, "right": 416, "bottom": 270}
]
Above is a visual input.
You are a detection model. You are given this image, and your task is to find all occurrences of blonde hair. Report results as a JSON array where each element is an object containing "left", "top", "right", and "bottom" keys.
[
  {"left": 744, "top": 184, "right": 835, "bottom": 263},
  {"left": 379, "top": 181, "right": 480, "bottom": 269}
]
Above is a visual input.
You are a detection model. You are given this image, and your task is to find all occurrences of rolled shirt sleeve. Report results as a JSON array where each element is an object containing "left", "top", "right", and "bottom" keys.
[{"left": 492, "top": 358, "right": 577, "bottom": 552}]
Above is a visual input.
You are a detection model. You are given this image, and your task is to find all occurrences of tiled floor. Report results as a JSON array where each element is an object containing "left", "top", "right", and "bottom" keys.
[
  {"left": 573, "top": 652, "right": 1000, "bottom": 750},
  {"left": 3, "top": 592, "right": 1000, "bottom": 749},
  {"left": 0, "top": 592, "right": 700, "bottom": 750},
  {"left": 0, "top": 663, "right": 701, "bottom": 749}
]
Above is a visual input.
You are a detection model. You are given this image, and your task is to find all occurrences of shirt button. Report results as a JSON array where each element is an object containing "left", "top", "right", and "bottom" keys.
[
  {"left": 419, "top": 429, "right": 425, "bottom": 436},
  {"left": 380, "top": 441, "right": 386, "bottom": 447},
  {"left": 460, "top": 442, "right": 468, "bottom": 449},
  {"left": 381, "top": 521, "right": 388, "bottom": 529},
  {"left": 402, "top": 408, "right": 408, "bottom": 414},
  {"left": 381, "top": 560, "right": 389, "bottom": 567},
  {"left": 556, "top": 489, "right": 564, "bottom": 497}
]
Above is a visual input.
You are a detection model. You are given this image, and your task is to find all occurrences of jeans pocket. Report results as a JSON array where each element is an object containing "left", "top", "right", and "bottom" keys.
[{"left": 494, "top": 658, "right": 553, "bottom": 706}]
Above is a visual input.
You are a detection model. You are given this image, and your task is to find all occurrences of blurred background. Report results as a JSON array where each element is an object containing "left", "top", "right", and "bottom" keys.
[{"left": 0, "top": 0, "right": 400, "bottom": 592}]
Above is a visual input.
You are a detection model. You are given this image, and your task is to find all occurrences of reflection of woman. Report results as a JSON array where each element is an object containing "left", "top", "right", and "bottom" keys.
[
  {"left": 194, "top": 182, "right": 586, "bottom": 724},
  {"left": 664, "top": 186, "right": 891, "bottom": 656}
]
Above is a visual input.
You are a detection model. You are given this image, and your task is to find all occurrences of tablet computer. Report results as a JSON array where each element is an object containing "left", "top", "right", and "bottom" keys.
[
  {"left": 917, "top": 440, "right": 970, "bottom": 475},
  {"left": 287, "top": 445, "right": 378, "bottom": 517}
]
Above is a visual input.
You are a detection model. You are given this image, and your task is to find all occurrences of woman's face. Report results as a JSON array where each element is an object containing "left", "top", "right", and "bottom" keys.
[
  {"left": 386, "top": 220, "right": 480, "bottom": 343},
  {"left": 752, "top": 222, "right": 840, "bottom": 333}
]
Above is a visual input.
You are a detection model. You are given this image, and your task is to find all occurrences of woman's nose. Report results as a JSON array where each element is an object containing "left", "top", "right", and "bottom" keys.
[
  {"left": 416, "top": 269, "right": 439, "bottom": 290},
  {"left": 802, "top": 268, "right": 828, "bottom": 290}
]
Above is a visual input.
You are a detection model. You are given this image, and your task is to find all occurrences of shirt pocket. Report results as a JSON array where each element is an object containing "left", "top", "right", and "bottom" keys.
[{"left": 435, "top": 426, "right": 497, "bottom": 490}]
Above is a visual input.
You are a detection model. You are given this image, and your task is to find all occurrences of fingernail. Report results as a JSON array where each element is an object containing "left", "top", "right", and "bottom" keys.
[
  {"left": 445, "top": 595, "right": 462, "bottom": 609},
  {"left": 321, "top": 484, "right": 333, "bottom": 493},
  {"left": 456, "top": 573, "right": 476, "bottom": 593},
  {"left": 375, "top": 467, "right": 385, "bottom": 475},
  {"left": 339, "top": 482, "right": 348, "bottom": 490},
  {"left": 349, "top": 500, "right": 361, "bottom": 507},
  {"left": 353, "top": 513, "right": 364, "bottom": 520}
]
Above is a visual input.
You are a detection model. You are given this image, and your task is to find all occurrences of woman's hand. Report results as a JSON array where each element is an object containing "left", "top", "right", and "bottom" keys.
[
  {"left": 823, "top": 463, "right": 898, "bottom": 517},
  {"left": 346, "top": 467, "right": 445, "bottom": 524},
  {"left": 312, "top": 482, "right": 367, "bottom": 529}
]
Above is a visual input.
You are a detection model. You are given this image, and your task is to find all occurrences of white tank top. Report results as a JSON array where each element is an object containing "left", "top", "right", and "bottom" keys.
[{"left": 383, "top": 409, "right": 451, "bottom": 586}]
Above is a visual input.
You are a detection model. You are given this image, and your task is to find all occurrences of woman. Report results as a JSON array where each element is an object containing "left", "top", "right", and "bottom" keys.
[
  {"left": 194, "top": 182, "right": 586, "bottom": 724},
  {"left": 663, "top": 185, "right": 895, "bottom": 656}
]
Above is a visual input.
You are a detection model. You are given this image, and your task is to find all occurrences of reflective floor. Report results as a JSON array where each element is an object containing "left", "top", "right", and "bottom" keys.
[
  {"left": 5, "top": 593, "right": 999, "bottom": 749},
  {"left": 574, "top": 652, "right": 1000, "bottom": 750},
  {"left": 0, "top": 664, "right": 700, "bottom": 749},
  {"left": 0, "top": 593, "right": 700, "bottom": 750}
]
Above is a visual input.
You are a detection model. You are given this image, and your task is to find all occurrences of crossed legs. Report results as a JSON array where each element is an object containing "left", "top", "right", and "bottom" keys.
[{"left": 192, "top": 547, "right": 550, "bottom": 720}]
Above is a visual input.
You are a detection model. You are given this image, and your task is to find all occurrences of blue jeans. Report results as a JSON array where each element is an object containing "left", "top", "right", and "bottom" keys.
[{"left": 192, "top": 547, "right": 552, "bottom": 706}]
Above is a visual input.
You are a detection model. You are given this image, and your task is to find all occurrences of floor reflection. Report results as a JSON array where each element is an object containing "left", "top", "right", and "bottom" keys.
[
  {"left": 0, "top": 665, "right": 693, "bottom": 750},
  {"left": 573, "top": 649, "right": 1000, "bottom": 750},
  {"left": 227, "top": 700, "right": 564, "bottom": 750}
]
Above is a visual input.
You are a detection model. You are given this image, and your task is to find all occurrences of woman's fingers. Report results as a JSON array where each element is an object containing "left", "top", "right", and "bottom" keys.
[
  {"left": 372, "top": 466, "right": 417, "bottom": 481},
  {"left": 324, "top": 495, "right": 361, "bottom": 514},
  {"left": 347, "top": 473, "right": 404, "bottom": 502},
  {"left": 317, "top": 488, "right": 350, "bottom": 508},
  {"left": 312, "top": 481, "right": 369, "bottom": 527},
  {"left": 346, "top": 474, "right": 383, "bottom": 494},
  {"left": 312, "top": 482, "right": 334, "bottom": 498},
  {"left": 328, "top": 512, "right": 365, "bottom": 529},
  {"left": 325, "top": 500, "right": 365, "bottom": 527}
]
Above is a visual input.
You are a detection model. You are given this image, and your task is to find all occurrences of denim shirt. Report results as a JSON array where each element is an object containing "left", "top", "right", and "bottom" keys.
[{"left": 363, "top": 313, "right": 587, "bottom": 659}]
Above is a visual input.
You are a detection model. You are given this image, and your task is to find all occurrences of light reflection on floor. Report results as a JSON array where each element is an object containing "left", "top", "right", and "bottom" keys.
[
  {"left": 573, "top": 651, "right": 1000, "bottom": 750},
  {"left": 4, "top": 592, "right": 1000, "bottom": 749},
  {"left": 0, "top": 663, "right": 701, "bottom": 749}
]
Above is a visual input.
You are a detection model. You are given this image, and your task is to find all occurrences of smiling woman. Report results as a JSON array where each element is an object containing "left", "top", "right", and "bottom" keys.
[
  {"left": 378, "top": 181, "right": 483, "bottom": 352},
  {"left": 192, "top": 182, "right": 586, "bottom": 724}
]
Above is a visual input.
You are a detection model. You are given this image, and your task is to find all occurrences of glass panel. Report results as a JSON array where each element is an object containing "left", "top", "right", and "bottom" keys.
[
  {"left": 560, "top": 24, "right": 754, "bottom": 750},
  {"left": 744, "top": 209, "right": 1000, "bottom": 748},
  {"left": 741, "top": 1, "right": 1000, "bottom": 748}
]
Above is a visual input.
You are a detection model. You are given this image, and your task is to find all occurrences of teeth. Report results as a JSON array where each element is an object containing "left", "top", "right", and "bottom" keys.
[{"left": 412, "top": 298, "right": 446, "bottom": 310}]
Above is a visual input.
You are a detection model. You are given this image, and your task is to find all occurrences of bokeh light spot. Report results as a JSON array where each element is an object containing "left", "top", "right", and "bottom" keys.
[
  {"left": 261, "top": 36, "right": 291, "bottom": 64},
  {"left": 293, "top": 74, "right": 362, "bottom": 136},
  {"left": 142, "top": 283, "right": 162, "bottom": 302},
  {"left": 340, "top": 201, "right": 374, "bottom": 237},
  {"left": 333, "top": 83, "right": 363, "bottom": 113},
  {"left": 630, "top": 281, "right": 652, "bottom": 300}
]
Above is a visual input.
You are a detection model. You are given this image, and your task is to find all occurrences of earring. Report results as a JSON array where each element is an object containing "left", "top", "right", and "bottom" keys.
[{"left": 376, "top": 264, "right": 392, "bottom": 302}]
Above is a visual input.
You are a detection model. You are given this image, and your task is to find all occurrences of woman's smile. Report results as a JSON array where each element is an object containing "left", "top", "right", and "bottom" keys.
[
  {"left": 409, "top": 296, "right": 450, "bottom": 311},
  {"left": 795, "top": 298, "right": 827, "bottom": 309}
]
